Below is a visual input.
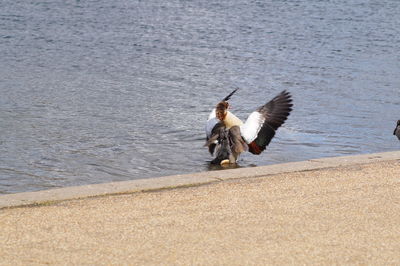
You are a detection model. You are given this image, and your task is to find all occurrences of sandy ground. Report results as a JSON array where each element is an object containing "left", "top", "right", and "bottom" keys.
[{"left": 1, "top": 160, "right": 400, "bottom": 265}]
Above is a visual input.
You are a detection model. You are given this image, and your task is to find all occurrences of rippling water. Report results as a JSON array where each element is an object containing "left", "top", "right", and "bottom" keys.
[{"left": 1, "top": 0, "right": 399, "bottom": 194}]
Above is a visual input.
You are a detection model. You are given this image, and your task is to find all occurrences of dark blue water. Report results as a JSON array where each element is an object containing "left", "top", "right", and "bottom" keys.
[{"left": 1, "top": 0, "right": 399, "bottom": 194}]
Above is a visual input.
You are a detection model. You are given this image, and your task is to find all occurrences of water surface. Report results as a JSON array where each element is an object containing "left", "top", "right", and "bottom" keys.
[{"left": 1, "top": 0, "right": 399, "bottom": 193}]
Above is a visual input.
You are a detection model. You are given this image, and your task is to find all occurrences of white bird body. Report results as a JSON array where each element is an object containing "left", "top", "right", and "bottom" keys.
[
  {"left": 240, "top": 111, "right": 264, "bottom": 144},
  {"left": 224, "top": 111, "right": 244, "bottom": 129}
]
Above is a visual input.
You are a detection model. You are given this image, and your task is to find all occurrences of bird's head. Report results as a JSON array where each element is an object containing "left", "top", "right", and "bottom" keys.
[{"left": 215, "top": 101, "right": 229, "bottom": 121}]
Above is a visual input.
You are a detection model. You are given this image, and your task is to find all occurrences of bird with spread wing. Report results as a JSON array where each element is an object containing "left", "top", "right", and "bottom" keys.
[{"left": 205, "top": 89, "right": 293, "bottom": 165}]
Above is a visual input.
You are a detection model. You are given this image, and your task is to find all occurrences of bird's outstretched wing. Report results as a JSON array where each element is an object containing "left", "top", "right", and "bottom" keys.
[{"left": 240, "top": 90, "right": 293, "bottom": 154}]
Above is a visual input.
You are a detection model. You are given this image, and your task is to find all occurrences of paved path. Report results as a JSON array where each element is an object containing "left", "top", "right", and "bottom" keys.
[{"left": 1, "top": 156, "right": 400, "bottom": 265}]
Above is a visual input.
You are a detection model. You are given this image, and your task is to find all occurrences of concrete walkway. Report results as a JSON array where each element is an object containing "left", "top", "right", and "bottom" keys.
[{"left": 1, "top": 152, "right": 400, "bottom": 265}]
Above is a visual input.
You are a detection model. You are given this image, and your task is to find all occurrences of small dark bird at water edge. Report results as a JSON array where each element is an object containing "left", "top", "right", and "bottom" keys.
[{"left": 394, "top": 120, "right": 400, "bottom": 140}]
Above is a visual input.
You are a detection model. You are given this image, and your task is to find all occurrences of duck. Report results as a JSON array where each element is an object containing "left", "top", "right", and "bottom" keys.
[
  {"left": 205, "top": 89, "right": 293, "bottom": 165},
  {"left": 394, "top": 120, "right": 400, "bottom": 140}
]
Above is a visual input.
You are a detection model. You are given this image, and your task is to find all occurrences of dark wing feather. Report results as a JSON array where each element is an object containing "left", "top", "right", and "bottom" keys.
[
  {"left": 248, "top": 90, "right": 293, "bottom": 154},
  {"left": 258, "top": 90, "right": 293, "bottom": 130},
  {"left": 248, "top": 124, "right": 276, "bottom": 154},
  {"left": 205, "top": 122, "right": 225, "bottom": 155},
  {"left": 222, "top": 88, "right": 239, "bottom": 101},
  {"left": 228, "top": 126, "right": 248, "bottom": 155}
]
